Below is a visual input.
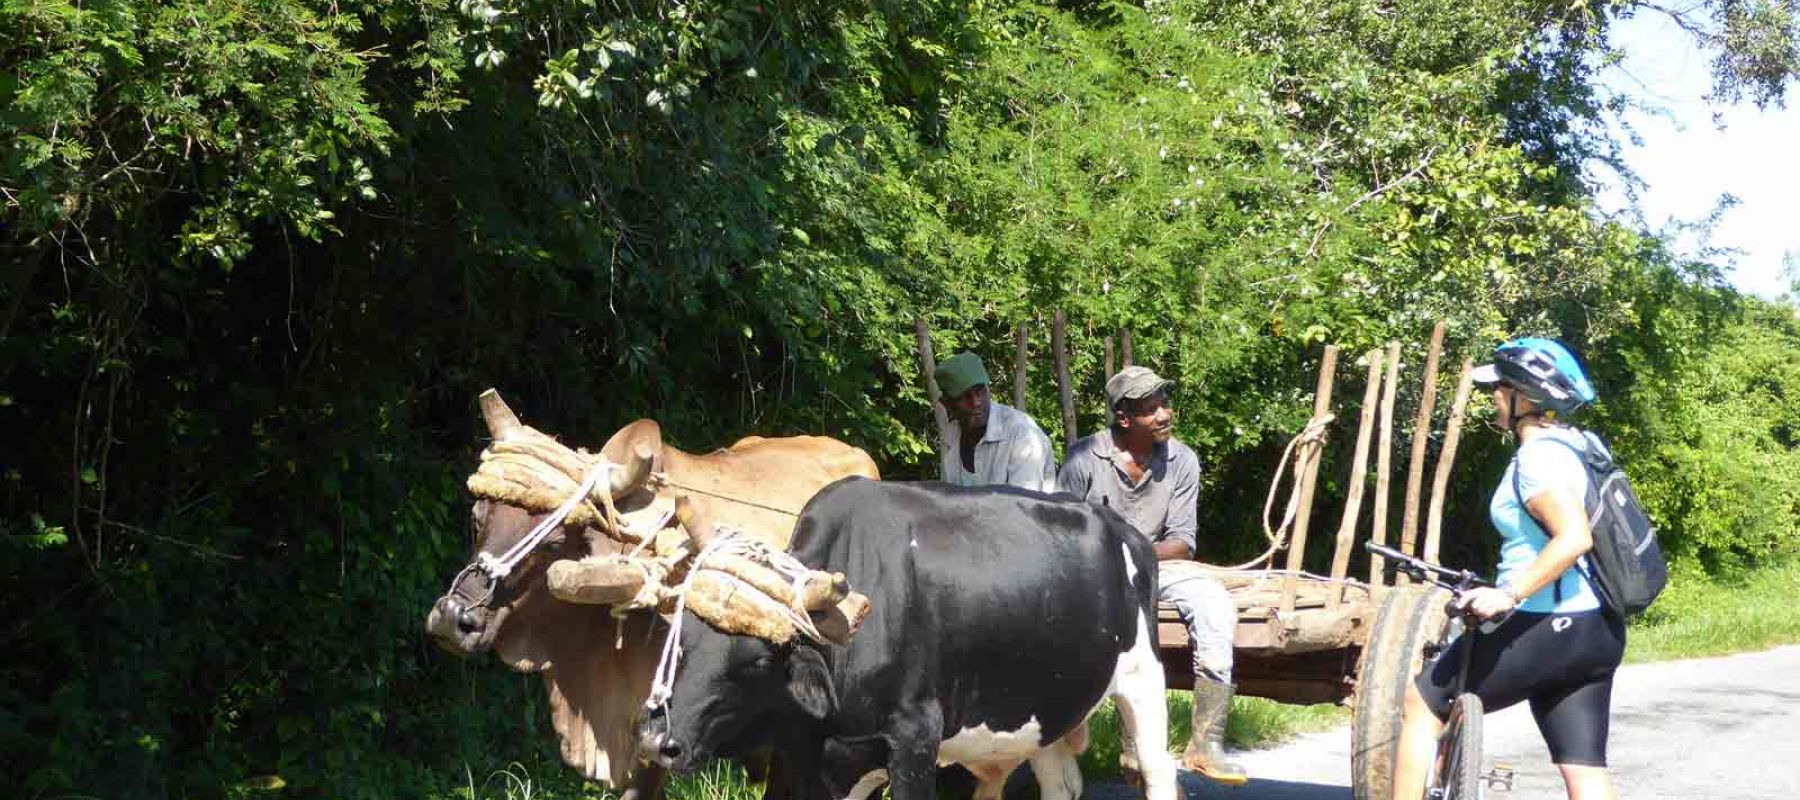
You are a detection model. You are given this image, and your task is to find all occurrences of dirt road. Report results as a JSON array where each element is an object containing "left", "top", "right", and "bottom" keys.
[{"left": 1086, "top": 644, "right": 1800, "bottom": 800}]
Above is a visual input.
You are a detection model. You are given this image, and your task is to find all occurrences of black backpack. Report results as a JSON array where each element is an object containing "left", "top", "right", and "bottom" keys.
[{"left": 1513, "top": 431, "right": 1668, "bottom": 617}]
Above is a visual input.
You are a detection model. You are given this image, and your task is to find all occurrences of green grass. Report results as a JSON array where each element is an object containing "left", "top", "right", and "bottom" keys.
[
  {"left": 451, "top": 692, "right": 1350, "bottom": 800},
  {"left": 665, "top": 763, "right": 768, "bottom": 800},
  {"left": 453, "top": 760, "right": 765, "bottom": 800},
  {"left": 1624, "top": 558, "right": 1800, "bottom": 663},
  {"left": 1075, "top": 693, "right": 1347, "bottom": 778}
]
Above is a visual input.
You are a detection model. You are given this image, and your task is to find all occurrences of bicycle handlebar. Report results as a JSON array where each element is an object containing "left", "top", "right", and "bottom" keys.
[{"left": 1363, "top": 541, "right": 1492, "bottom": 595}]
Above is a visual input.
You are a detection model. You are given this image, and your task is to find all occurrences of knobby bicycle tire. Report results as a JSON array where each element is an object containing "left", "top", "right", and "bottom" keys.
[{"left": 1431, "top": 693, "right": 1484, "bottom": 800}]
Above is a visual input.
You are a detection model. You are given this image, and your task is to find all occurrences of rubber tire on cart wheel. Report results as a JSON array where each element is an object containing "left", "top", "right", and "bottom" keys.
[
  {"left": 1433, "top": 693, "right": 1484, "bottom": 800},
  {"left": 1349, "top": 584, "right": 1451, "bottom": 800}
]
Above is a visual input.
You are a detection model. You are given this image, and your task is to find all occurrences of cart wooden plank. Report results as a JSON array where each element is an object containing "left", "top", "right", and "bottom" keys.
[{"left": 1156, "top": 573, "right": 1378, "bottom": 705}]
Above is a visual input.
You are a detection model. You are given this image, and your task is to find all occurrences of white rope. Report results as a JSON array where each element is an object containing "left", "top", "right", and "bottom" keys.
[
  {"left": 609, "top": 558, "right": 669, "bottom": 621},
  {"left": 481, "top": 461, "right": 614, "bottom": 579},
  {"left": 621, "top": 504, "right": 677, "bottom": 559},
  {"left": 1204, "top": 414, "right": 1335, "bottom": 572},
  {"left": 607, "top": 497, "right": 681, "bottom": 622},
  {"left": 1202, "top": 566, "right": 1372, "bottom": 587},
  {"left": 646, "top": 531, "right": 733, "bottom": 710}
]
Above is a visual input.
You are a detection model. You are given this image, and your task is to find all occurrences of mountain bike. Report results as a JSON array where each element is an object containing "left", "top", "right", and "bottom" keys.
[{"left": 1365, "top": 541, "right": 1509, "bottom": 800}]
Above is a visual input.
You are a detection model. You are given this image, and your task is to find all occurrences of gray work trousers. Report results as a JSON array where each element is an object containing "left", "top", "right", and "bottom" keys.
[{"left": 1160, "top": 563, "right": 1236, "bottom": 684}]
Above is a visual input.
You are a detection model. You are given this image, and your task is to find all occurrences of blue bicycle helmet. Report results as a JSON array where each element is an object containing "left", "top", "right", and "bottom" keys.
[{"left": 1470, "top": 337, "right": 1596, "bottom": 417}]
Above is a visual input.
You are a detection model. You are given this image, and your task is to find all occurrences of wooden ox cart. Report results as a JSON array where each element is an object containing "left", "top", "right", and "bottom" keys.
[{"left": 919, "top": 319, "right": 1476, "bottom": 800}]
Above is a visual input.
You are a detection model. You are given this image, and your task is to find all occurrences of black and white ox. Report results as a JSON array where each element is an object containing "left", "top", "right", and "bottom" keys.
[{"left": 638, "top": 478, "right": 1178, "bottom": 800}]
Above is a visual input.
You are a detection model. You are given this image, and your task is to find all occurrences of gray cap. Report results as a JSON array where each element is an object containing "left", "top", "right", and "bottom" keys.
[{"left": 1106, "top": 366, "right": 1174, "bottom": 410}]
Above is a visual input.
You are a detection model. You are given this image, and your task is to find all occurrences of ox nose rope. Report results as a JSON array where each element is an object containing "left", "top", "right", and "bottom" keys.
[{"left": 449, "top": 460, "right": 615, "bottom": 599}]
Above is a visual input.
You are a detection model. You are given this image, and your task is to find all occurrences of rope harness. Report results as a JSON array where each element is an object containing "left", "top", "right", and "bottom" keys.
[
  {"left": 444, "top": 460, "right": 617, "bottom": 609},
  {"left": 455, "top": 429, "right": 851, "bottom": 722},
  {"left": 645, "top": 530, "right": 829, "bottom": 712},
  {"left": 649, "top": 474, "right": 804, "bottom": 517}
]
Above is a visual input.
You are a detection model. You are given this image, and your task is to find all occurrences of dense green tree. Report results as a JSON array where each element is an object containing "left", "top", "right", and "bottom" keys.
[{"left": 3, "top": 0, "right": 1797, "bottom": 795}]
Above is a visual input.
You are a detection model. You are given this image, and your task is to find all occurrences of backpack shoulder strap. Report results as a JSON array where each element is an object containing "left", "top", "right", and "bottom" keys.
[
  {"left": 1510, "top": 433, "right": 1601, "bottom": 603},
  {"left": 1511, "top": 435, "right": 1592, "bottom": 504}
]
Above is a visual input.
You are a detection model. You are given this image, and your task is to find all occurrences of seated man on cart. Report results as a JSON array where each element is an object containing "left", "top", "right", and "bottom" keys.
[
  {"left": 1057, "top": 366, "right": 1247, "bottom": 785},
  {"left": 933, "top": 351, "right": 1057, "bottom": 492}
]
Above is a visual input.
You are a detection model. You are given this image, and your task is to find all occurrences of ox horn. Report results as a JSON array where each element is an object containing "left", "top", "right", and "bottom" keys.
[
  {"left": 479, "top": 389, "right": 522, "bottom": 438},
  {"left": 607, "top": 443, "right": 656, "bottom": 498},
  {"left": 673, "top": 494, "right": 715, "bottom": 552}
]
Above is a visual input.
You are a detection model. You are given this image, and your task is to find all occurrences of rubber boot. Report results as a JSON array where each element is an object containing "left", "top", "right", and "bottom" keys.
[{"left": 1183, "top": 677, "right": 1249, "bottom": 785}]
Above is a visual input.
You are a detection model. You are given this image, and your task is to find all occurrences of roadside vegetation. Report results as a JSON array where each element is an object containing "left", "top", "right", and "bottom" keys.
[
  {"left": 1626, "top": 558, "right": 1800, "bottom": 663},
  {"left": 5, "top": 0, "right": 1799, "bottom": 796}
]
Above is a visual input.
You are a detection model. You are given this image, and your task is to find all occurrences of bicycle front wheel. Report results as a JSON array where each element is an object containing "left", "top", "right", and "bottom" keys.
[{"left": 1431, "top": 693, "right": 1484, "bottom": 800}]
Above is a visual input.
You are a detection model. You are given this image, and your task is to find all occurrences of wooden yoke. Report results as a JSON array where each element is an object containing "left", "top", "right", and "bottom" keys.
[{"left": 1280, "top": 345, "right": 1338, "bottom": 617}]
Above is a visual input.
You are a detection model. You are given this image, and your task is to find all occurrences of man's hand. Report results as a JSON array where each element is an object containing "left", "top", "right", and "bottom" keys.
[{"left": 1153, "top": 539, "right": 1192, "bottom": 562}]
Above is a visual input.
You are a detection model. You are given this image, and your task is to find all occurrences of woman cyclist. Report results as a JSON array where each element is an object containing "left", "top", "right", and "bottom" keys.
[{"left": 1393, "top": 338, "right": 1626, "bottom": 800}]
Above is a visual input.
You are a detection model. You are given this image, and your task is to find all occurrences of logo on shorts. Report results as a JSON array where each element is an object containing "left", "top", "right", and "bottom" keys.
[{"left": 1552, "top": 616, "right": 1573, "bottom": 633}]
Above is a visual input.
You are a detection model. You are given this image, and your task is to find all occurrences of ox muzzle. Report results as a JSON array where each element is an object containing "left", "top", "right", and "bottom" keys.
[
  {"left": 425, "top": 564, "right": 505, "bottom": 655},
  {"left": 636, "top": 704, "right": 684, "bottom": 770}
]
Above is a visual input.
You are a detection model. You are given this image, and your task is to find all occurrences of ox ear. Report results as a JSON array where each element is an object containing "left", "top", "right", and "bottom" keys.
[
  {"left": 784, "top": 646, "right": 836, "bottom": 721},
  {"left": 599, "top": 420, "right": 664, "bottom": 471}
]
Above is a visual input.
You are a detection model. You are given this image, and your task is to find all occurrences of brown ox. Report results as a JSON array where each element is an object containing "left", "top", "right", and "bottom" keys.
[{"left": 425, "top": 394, "right": 878, "bottom": 796}]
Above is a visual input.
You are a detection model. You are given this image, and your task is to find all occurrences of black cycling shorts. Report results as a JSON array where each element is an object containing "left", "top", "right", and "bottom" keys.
[{"left": 1415, "top": 609, "right": 1626, "bottom": 767}]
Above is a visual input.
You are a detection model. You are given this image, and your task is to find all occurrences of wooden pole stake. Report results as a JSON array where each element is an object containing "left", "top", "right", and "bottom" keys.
[
  {"left": 1400, "top": 321, "right": 1446, "bottom": 565},
  {"left": 1328, "top": 349, "right": 1384, "bottom": 608},
  {"left": 915, "top": 318, "right": 948, "bottom": 432},
  {"left": 1281, "top": 344, "right": 1338, "bottom": 616},
  {"left": 1104, "top": 336, "right": 1116, "bottom": 381},
  {"left": 1121, "top": 329, "right": 1134, "bottom": 368},
  {"left": 1053, "top": 311, "right": 1077, "bottom": 449},
  {"left": 1423, "top": 360, "right": 1475, "bottom": 564},
  {"left": 1013, "top": 323, "right": 1029, "bottom": 411},
  {"left": 1370, "top": 341, "right": 1402, "bottom": 588}
]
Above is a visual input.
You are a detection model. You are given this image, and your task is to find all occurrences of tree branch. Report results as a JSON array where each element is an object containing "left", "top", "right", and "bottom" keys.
[{"left": 1305, "top": 148, "right": 1437, "bottom": 261}]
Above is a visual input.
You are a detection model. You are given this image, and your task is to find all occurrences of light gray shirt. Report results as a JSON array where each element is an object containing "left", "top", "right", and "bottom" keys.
[
  {"left": 938, "top": 402, "right": 1057, "bottom": 493},
  {"left": 1056, "top": 430, "right": 1200, "bottom": 554}
]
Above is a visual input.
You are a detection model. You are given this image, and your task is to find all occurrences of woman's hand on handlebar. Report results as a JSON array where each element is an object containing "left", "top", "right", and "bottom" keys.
[{"left": 1454, "top": 586, "right": 1518, "bottom": 621}]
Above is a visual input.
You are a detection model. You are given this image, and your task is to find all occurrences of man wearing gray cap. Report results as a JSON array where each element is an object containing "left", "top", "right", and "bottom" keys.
[
  {"left": 1057, "top": 366, "right": 1246, "bottom": 785},
  {"left": 933, "top": 352, "right": 1057, "bottom": 493}
]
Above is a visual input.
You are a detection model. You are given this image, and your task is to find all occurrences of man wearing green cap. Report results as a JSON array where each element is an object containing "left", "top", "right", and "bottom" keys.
[
  {"left": 933, "top": 352, "right": 1056, "bottom": 493},
  {"left": 1057, "top": 366, "right": 1247, "bottom": 785}
]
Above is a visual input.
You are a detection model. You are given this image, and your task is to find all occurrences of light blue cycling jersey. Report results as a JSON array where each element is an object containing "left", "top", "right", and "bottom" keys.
[{"left": 1489, "top": 426, "right": 1603, "bottom": 614}]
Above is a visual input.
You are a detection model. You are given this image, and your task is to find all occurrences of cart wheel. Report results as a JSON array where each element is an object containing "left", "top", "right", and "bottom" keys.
[{"left": 1349, "top": 585, "right": 1450, "bottom": 800}]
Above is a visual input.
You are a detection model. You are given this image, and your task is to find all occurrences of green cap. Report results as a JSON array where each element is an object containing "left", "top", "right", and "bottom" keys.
[{"left": 934, "top": 352, "right": 990, "bottom": 399}]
